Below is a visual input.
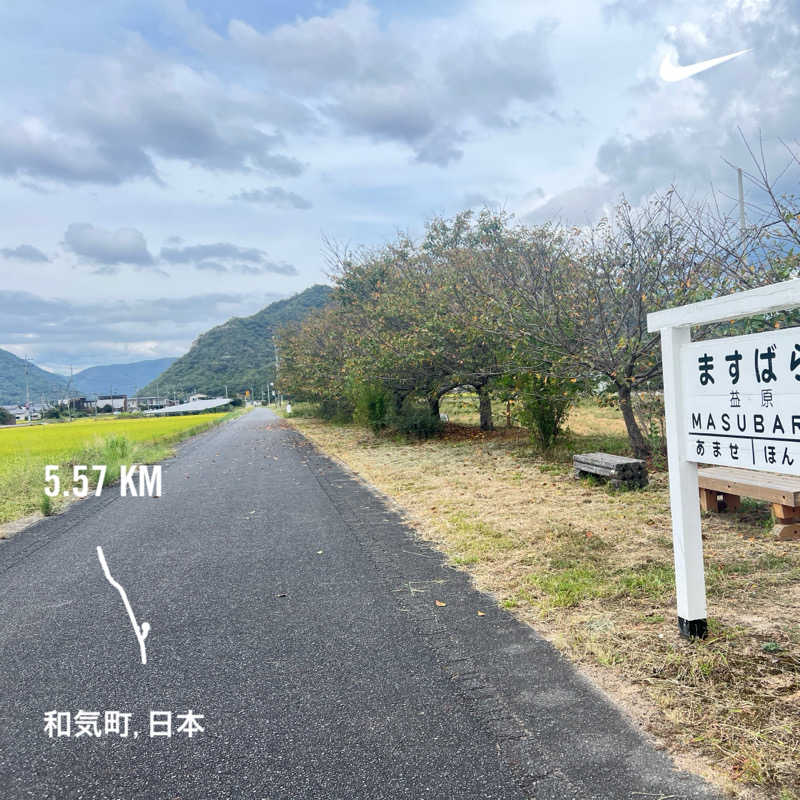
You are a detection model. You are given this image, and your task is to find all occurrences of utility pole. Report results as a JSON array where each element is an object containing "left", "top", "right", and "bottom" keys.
[
  {"left": 66, "top": 365, "right": 74, "bottom": 422},
  {"left": 24, "top": 357, "right": 30, "bottom": 422},
  {"left": 274, "top": 344, "right": 281, "bottom": 406}
]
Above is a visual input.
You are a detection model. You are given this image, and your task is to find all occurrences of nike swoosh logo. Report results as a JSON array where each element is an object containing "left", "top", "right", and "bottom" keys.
[{"left": 659, "top": 48, "right": 751, "bottom": 82}]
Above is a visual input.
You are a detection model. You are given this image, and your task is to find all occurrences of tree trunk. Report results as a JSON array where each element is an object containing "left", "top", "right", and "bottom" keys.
[
  {"left": 428, "top": 395, "right": 440, "bottom": 418},
  {"left": 506, "top": 399, "right": 512, "bottom": 427},
  {"left": 477, "top": 384, "right": 494, "bottom": 431},
  {"left": 618, "top": 384, "right": 650, "bottom": 459}
]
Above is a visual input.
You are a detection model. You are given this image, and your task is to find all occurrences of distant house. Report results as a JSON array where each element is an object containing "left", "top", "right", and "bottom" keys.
[
  {"left": 95, "top": 394, "right": 128, "bottom": 411},
  {"left": 71, "top": 397, "right": 93, "bottom": 411},
  {"left": 189, "top": 393, "right": 208, "bottom": 402},
  {"left": 4, "top": 403, "right": 43, "bottom": 421},
  {"left": 130, "top": 396, "right": 170, "bottom": 410}
]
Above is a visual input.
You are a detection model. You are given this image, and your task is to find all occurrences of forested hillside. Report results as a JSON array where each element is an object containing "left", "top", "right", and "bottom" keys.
[
  {"left": 0, "top": 348, "right": 68, "bottom": 405},
  {"left": 140, "top": 285, "right": 332, "bottom": 397}
]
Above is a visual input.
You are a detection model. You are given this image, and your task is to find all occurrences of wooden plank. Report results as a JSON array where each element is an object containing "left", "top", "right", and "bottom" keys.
[
  {"left": 772, "top": 503, "right": 800, "bottom": 522},
  {"left": 697, "top": 466, "right": 800, "bottom": 506},
  {"left": 699, "top": 488, "right": 720, "bottom": 513},
  {"left": 573, "top": 461, "right": 624, "bottom": 477},
  {"left": 647, "top": 276, "right": 800, "bottom": 331},
  {"left": 573, "top": 453, "right": 645, "bottom": 469},
  {"left": 773, "top": 523, "right": 800, "bottom": 541},
  {"left": 721, "top": 493, "right": 741, "bottom": 512}
]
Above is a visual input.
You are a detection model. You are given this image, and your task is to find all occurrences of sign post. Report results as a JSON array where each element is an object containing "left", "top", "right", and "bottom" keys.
[{"left": 648, "top": 277, "right": 800, "bottom": 639}]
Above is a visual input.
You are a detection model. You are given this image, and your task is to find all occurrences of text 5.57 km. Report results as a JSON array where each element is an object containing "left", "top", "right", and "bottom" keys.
[{"left": 44, "top": 465, "right": 162, "bottom": 498}]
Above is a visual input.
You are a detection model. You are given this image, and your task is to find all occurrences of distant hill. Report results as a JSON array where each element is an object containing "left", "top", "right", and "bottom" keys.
[
  {"left": 140, "top": 285, "right": 333, "bottom": 397},
  {"left": 73, "top": 357, "right": 178, "bottom": 397},
  {"left": 0, "top": 348, "right": 68, "bottom": 405}
]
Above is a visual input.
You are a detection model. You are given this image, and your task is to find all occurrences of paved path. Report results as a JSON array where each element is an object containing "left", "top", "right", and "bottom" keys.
[{"left": 0, "top": 408, "right": 720, "bottom": 799}]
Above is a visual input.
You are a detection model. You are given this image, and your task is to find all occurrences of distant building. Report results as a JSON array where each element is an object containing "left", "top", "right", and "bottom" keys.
[
  {"left": 3, "top": 403, "right": 43, "bottom": 421},
  {"left": 189, "top": 393, "right": 208, "bottom": 402},
  {"left": 96, "top": 394, "right": 128, "bottom": 411},
  {"left": 130, "top": 396, "right": 170, "bottom": 410}
]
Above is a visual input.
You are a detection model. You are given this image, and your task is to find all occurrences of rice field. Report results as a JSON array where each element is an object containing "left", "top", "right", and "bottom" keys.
[{"left": 0, "top": 413, "right": 235, "bottom": 525}]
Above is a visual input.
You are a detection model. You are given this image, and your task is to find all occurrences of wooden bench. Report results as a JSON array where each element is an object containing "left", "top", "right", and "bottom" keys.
[
  {"left": 697, "top": 466, "right": 800, "bottom": 541},
  {"left": 573, "top": 452, "right": 648, "bottom": 489}
]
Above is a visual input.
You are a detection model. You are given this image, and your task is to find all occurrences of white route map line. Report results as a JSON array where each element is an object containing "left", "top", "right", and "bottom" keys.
[{"left": 96, "top": 546, "right": 150, "bottom": 665}]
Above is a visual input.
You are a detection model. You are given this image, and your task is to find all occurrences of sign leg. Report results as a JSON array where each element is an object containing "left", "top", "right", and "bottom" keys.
[{"left": 660, "top": 327, "right": 708, "bottom": 639}]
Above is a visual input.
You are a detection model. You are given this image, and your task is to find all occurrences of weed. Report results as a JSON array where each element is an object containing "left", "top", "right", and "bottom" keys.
[
  {"left": 39, "top": 493, "right": 52, "bottom": 516},
  {"left": 528, "top": 566, "right": 604, "bottom": 607},
  {"left": 613, "top": 562, "right": 674, "bottom": 601}
]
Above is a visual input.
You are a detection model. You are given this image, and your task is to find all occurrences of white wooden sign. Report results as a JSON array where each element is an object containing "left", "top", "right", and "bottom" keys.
[
  {"left": 648, "top": 277, "right": 800, "bottom": 640},
  {"left": 682, "top": 327, "right": 800, "bottom": 475}
]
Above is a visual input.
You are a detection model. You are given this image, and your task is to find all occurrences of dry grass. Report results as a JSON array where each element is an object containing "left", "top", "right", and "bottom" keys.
[{"left": 286, "top": 402, "right": 800, "bottom": 799}]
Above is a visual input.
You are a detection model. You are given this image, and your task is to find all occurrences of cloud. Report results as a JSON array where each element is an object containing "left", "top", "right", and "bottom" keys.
[
  {"left": 463, "top": 192, "right": 495, "bottom": 208},
  {"left": 601, "top": 0, "right": 657, "bottom": 24},
  {"left": 196, "top": 260, "right": 228, "bottom": 273},
  {"left": 64, "top": 222, "right": 154, "bottom": 265},
  {"left": 0, "top": 39, "right": 307, "bottom": 186},
  {"left": 160, "top": 241, "right": 298, "bottom": 275},
  {"left": 230, "top": 262, "right": 294, "bottom": 275},
  {"left": 524, "top": 183, "right": 620, "bottom": 225},
  {"left": 161, "top": 242, "right": 264, "bottom": 263},
  {"left": 0, "top": 244, "right": 49, "bottom": 262},
  {"left": 229, "top": 1, "right": 556, "bottom": 166},
  {"left": 0, "top": 289, "right": 283, "bottom": 370},
  {"left": 232, "top": 186, "right": 312, "bottom": 209},
  {"left": 0, "top": 116, "right": 156, "bottom": 185},
  {"left": 534, "top": 0, "right": 798, "bottom": 216},
  {"left": 228, "top": 2, "right": 383, "bottom": 90}
]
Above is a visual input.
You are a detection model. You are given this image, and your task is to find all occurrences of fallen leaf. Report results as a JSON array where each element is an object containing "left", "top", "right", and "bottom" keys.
[
  {"left": 435, "top": 600, "right": 446, "bottom": 607},
  {"left": 477, "top": 611, "right": 485, "bottom": 617},
  {"left": 317, "top": 550, "right": 324, "bottom": 554}
]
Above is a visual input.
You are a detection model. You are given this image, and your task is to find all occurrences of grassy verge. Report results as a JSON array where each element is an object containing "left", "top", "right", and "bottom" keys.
[
  {"left": 284, "top": 402, "right": 800, "bottom": 799},
  {"left": 0, "top": 410, "right": 246, "bottom": 526}
]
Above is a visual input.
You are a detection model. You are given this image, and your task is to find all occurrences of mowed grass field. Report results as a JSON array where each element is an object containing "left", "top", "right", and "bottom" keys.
[
  {"left": 285, "top": 398, "right": 800, "bottom": 799},
  {"left": 0, "top": 413, "right": 237, "bottom": 525}
]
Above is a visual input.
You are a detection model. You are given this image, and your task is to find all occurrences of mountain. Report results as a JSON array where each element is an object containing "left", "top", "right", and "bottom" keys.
[
  {"left": 139, "top": 285, "right": 333, "bottom": 398},
  {"left": 72, "top": 357, "right": 175, "bottom": 395},
  {"left": 0, "top": 349, "right": 68, "bottom": 405},
  {"left": 72, "top": 357, "right": 178, "bottom": 398}
]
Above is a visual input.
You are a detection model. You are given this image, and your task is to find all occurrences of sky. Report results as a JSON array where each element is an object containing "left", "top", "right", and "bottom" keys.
[{"left": 0, "top": 0, "right": 797, "bottom": 373}]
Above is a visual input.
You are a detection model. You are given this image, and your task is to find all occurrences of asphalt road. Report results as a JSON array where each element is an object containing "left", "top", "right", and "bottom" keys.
[{"left": 0, "top": 408, "right": 721, "bottom": 799}]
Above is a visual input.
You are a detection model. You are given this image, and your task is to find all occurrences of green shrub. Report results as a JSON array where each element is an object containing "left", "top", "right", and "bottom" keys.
[
  {"left": 353, "top": 383, "right": 391, "bottom": 432},
  {"left": 390, "top": 397, "right": 442, "bottom": 440},
  {"left": 517, "top": 372, "right": 579, "bottom": 449},
  {"left": 316, "top": 397, "right": 354, "bottom": 423}
]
